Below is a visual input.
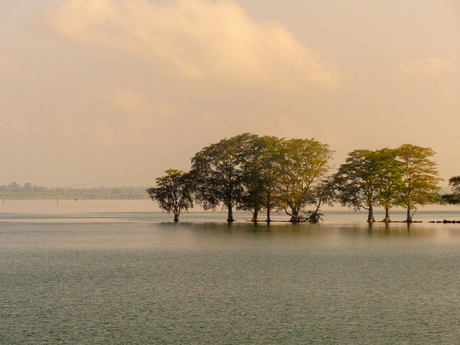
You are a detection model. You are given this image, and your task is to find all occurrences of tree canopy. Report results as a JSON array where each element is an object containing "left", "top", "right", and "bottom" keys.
[
  {"left": 146, "top": 169, "right": 193, "bottom": 222},
  {"left": 187, "top": 134, "right": 334, "bottom": 222},
  {"left": 395, "top": 144, "right": 442, "bottom": 222},
  {"left": 441, "top": 176, "right": 460, "bottom": 205},
  {"left": 334, "top": 149, "right": 383, "bottom": 223},
  {"left": 334, "top": 145, "right": 442, "bottom": 223},
  {"left": 277, "top": 138, "right": 334, "bottom": 222},
  {"left": 190, "top": 133, "right": 258, "bottom": 222},
  {"left": 147, "top": 134, "right": 446, "bottom": 223}
]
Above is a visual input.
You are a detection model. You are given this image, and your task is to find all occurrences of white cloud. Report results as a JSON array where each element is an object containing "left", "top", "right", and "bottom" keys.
[{"left": 46, "top": 0, "right": 339, "bottom": 90}]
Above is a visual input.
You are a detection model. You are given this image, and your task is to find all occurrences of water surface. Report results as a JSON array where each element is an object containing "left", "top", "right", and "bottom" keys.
[{"left": 1, "top": 200, "right": 460, "bottom": 344}]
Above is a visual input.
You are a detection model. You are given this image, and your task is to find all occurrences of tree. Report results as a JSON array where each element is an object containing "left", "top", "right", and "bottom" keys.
[
  {"left": 238, "top": 168, "right": 265, "bottom": 222},
  {"left": 190, "top": 133, "right": 258, "bottom": 222},
  {"left": 277, "top": 138, "right": 334, "bottom": 222},
  {"left": 334, "top": 149, "right": 382, "bottom": 223},
  {"left": 441, "top": 176, "right": 460, "bottom": 205},
  {"left": 374, "top": 148, "right": 404, "bottom": 222},
  {"left": 146, "top": 169, "right": 193, "bottom": 222},
  {"left": 237, "top": 135, "right": 283, "bottom": 222},
  {"left": 304, "top": 176, "right": 337, "bottom": 223},
  {"left": 395, "top": 144, "right": 442, "bottom": 222}
]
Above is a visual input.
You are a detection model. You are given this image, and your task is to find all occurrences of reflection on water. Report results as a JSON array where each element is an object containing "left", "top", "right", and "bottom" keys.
[{"left": 2, "top": 201, "right": 460, "bottom": 344}]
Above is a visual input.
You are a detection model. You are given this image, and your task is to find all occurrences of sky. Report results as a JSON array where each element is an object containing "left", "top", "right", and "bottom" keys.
[{"left": 0, "top": 0, "right": 459, "bottom": 188}]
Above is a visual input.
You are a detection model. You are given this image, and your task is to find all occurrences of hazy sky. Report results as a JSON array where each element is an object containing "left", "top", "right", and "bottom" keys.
[{"left": 1, "top": 0, "right": 459, "bottom": 188}]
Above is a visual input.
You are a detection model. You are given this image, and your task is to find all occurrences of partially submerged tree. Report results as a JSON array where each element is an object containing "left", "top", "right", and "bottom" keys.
[
  {"left": 150, "top": 135, "right": 445, "bottom": 224},
  {"left": 334, "top": 150, "right": 382, "bottom": 223},
  {"left": 238, "top": 135, "right": 284, "bottom": 222},
  {"left": 441, "top": 176, "right": 460, "bottom": 205},
  {"left": 146, "top": 169, "right": 193, "bottom": 222},
  {"left": 374, "top": 148, "right": 404, "bottom": 222},
  {"left": 304, "top": 176, "right": 337, "bottom": 223},
  {"left": 238, "top": 169, "right": 265, "bottom": 222},
  {"left": 395, "top": 144, "right": 442, "bottom": 222},
  {"left": 190, "top": 133, "right": 258, "bottom": 222},
  {"left": 277, "top": 138, "right": 334, "bottom": 222}
]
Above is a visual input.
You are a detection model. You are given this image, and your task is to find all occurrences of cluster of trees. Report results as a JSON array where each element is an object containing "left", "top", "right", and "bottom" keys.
[
  {"left": 148, "top": 134, "right": 333, "bottom": 222},
  {"left": 334, "top": 145, "right": 442, "bottom": 223},
  {"left": 147, "top": 134, "right": 445, "bottom": 223},
  {"left": 441, "top": 177, "right": 460, "bottom": 205},
  {"left": 0, "top": 182, "right": 148, "bottom": 200}
]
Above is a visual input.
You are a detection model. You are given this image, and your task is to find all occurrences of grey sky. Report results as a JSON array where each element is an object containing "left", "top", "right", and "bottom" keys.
[{"left": 1, "top": 0, "right": 459, "bottom": 187}]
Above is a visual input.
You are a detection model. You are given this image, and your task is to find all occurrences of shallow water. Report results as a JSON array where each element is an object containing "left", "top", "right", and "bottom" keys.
[{"left": 1, "top": 200, "right": 460, "bottom": 344}]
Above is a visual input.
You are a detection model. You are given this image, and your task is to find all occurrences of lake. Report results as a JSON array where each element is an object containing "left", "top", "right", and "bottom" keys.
[{"left": 1, "top": 200, "right": 460, "bottom": 344}]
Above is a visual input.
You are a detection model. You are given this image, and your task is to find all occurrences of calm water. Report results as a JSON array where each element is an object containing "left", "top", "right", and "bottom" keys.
[{"left": 2, "top": 200, "right": 460, "bottom": 344}]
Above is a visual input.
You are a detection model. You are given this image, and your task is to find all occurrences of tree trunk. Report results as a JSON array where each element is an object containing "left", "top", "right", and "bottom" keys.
[
  {"left": 367, "top": 205, "right": 375, "bottom": 223},
  {"left": 382, "top": 205, "right": 391, "bottom": 223},
  {"left": 309, "top": 197, "right": 323, "bottom": 223},
  {"left": 173, "top": 211, "right": 179, "bottom": 222},
  {"left": 227, "top": 205, "right": 234, "bottom": 222},
  {"left": 289, "top": 206, "right": 300, "bottom": 223},
  {"left": 405, "top": 205, "right": 412, "bottom": 223},
  {"left": 266, "top": 203, "right": 271, "bottom": 223},
  {"left": 251, "top": 208, "right": 259, "bottom": 223}
]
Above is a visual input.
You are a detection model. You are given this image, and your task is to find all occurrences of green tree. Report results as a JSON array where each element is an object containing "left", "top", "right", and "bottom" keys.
[
  {"left": 277, "top": 138, "right": 333, "bottom": 222},
  {"left": 334, "top": 149, "right": 383, "bottom": 223},
  {"left": 146, "top": 169, "right": 193, "bottom": 222},
  {"left": 374, "top": 148, "right": 404, "bottom": 222},
  {"left": 396, "top": 144, "right": 442, "bottom": 222},
  {"left": 237, "top": 135, "right": 283, "bottom": 222},
  {"left": 304, "top": 176, "right": 337, "bottom": 223},
  {"left": 238, "top": 169, "right": 265, "bottom": 222},
  {"left": 190, "top": 133, "right": 258, "bottom": 222},
  {"left": 441, "top": 176, "right": 460, "bottom": 205}
]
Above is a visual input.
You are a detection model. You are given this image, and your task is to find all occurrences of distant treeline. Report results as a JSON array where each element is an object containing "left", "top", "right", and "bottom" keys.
[{"left": 0, "top": 182, "right": 149, "bottom": 200}]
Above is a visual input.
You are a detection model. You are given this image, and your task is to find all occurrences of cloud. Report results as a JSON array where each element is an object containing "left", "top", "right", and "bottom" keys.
[
  {"left": 0, "top": 54, "right": 31, "bottom": 81},
  {"left": 111, "top": 89, "right": 152, "bottom": 115},
  {"left": 394, "top": 57, "right": 455, "bottom": 81},
  {"left": 84, "top": 88, "right": 179, "bottom": 146},
  {"left": 392, "top": 57, "right": 457, "bottom": 104},
  {"left": 46, "top": 0, "right": 339, "bottom": 90},
  {"left": 1, "top": 115, "right": 27, "bottom": 135},
  {"left": 92, "top": 125, "right": 115, "bottom": 147}
]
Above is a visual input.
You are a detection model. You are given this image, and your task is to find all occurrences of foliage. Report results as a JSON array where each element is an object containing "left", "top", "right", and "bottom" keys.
[
  {"left": 395, "top": 144, "right": 442, "bottom": 222},
  {"left": 147, "top": 134, "right": 445, "bottom": 224},
  {"left": 334, "top": 149, "right": 383, "bottom": 222},
  {"left": 237, "top": 135, "right": 284, "bottom": 222},
  {"left": 190, "top": 133, "right": 258, "bottom": 222},
  {"left": 334, "top": 145, "right": 441, "bottom": 223},
  {"left": 189, "top": 134, "right": 333, "bottom": 223},
  {"left": 374, "top": 148, "right": 405, "bottom": 222},
  {"left": 277, "top": 138, "right": 334, "bottom": 222},
  {"left": 304, "top": 176, "right": 337, "bottom": 223},
  {"left": 441, "top": 176, "right": 460, "bottom": 205},
  {"left": 302, "top": 210, "right": 324, "bottom": 223},
  {"left": 146, "top": 169, "right": 193, "bottom": 222}
]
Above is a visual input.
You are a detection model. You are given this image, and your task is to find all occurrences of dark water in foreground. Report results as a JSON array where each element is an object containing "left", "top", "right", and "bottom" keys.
[{"left": 2, "top": 201, "right": 460, "bottom": 344}]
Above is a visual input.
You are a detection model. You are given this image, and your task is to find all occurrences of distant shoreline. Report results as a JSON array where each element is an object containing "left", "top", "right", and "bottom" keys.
[{"left": 0, "top": 183, "right": 149, "bottom": 200}]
